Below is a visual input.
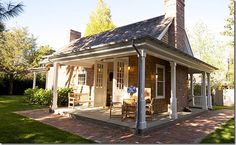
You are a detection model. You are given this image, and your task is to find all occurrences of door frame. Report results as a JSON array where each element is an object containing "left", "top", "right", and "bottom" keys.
[
  {"left": 94, "top": 61, "right": 108, "bottom": 107},
  {"left": 112, "top": 57, "right": 129, "bottom": 103}
]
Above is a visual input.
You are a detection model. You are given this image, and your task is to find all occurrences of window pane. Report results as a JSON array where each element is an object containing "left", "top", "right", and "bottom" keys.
[
  {"left": 157, "top": 82, "right": 163, "bottom": 96},
  {"left": 158, "top": 68, "right": 164, "bottom": 81}
]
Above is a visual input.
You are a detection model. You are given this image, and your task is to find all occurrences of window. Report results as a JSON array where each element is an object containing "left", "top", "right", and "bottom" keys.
[
  {"left": 78, "top": 68, "right": 87, "bottom": 85},
  {"left": 117, "top": 61, "right": 124, "bottom": 89},
  {"left": 156, "top": 64, "right": 165, "bottom": 99},
  {"left": 96, "top": 64, "right": 103, "bottom": 87}
]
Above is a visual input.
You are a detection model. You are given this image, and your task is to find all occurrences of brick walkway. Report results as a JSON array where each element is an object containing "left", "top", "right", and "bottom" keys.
[{"left": 16, "top": 109, "right": 234, "bottom": 144}]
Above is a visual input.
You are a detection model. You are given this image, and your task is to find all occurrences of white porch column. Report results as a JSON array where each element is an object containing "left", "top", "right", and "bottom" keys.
[
  {"left": 169, "top": 61, "right": 177, "bottom": 119},
  {"left": 52, "top": 62, "right": 59, "bottom": 110},
  {"left": 32, "top": 72, "right": 37, "bottom": 89},
  {"left": 190, "top": 73, "right": 194, "bottom": 106},
  {"left": 201, "top": 72, "right": 208, "bottom": 110},
  {"left": 207, "top": 73, "right": 212, "bottom": 109},
  {"left": 136, "top": 49, "right": 147, "bottom": 132}
]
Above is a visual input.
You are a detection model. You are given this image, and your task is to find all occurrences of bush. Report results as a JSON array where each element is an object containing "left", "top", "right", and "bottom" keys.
[
  {"left": 24, "top": 87, "right": 52, "bottom": 106},
  {"left": 57, "top": 87, "right": 73, "bottom": 107}
]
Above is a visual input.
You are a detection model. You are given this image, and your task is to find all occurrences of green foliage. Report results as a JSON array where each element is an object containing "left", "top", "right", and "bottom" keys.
[
  {"left": 84, "top": 0, "right": 116, "bottom": 36},
  {"left": 57, "top": 87, "right": 73, "bottom": 107},
  {"left": 24, "top": 87, "right": 52, "bottom": 106},
  {"left": 0, "top": 1, "right": 24, "bottom": 32},
  {"left": 0, "top": 27, "right": 37, "bottom": 74},
  {"left": 0, "top": 95, "right": 94, "bottom": 143},
  {"left": 212, "top": 105, "right": 234, "bottom": 111},
  {"left": 30, "top": 45, "right": 55, "bottom": 68},
  {"left": 222, "top": 0, "right": 234, "bottom": 38},
  {"left": 201, "top": 118, "right": 235, "bottom": 143},
  {"left": 222, "top": 0, "right": 234, "bottom": 88},
  {"left": 0, "top": 27, "right": 54, "bottom": 94},
  {"left": 24, "top": 87, "right": 73, "bottom": 107},
  {"left": 188, "top": 21, "right": 228, "bottom": 88}
]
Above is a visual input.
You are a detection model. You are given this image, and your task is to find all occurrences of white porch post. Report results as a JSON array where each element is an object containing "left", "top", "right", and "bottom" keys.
[
  {"left": 190, "top": 73, "right": 194, "bottom": 106},
  {"left": 207, "top": 73, "right": 212, "bottom": 109},
  {"left": 169, "top": 61, "right": 177, "bottom": 119},
  {"left": 201, "top": 72, "right": 208, "bottom": 110},
  {"left": 136, "top": 49, "right": 147, "bottom": 132},
  {"left": 33, "top": 72, "right": 37, "bottom": 89},
  {"left": 52, "top": 62, "right": 59, "bottom": 110}
]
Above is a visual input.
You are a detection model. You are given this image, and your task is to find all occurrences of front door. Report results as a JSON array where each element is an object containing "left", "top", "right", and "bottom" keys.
[
  {"left": 112, "top": 58, "right": 129, "bottom": 103},
  {"left": 94, "top": 62, "right": 107, "bottom": 107}
]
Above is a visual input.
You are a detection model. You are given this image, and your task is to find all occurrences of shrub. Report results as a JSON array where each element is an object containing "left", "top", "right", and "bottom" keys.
[
  {"left": 57, "top": 87, "right": 73, "bottom": 107},
  {"left": 24, "top": 87, "right": 52, "bottom": 106}
]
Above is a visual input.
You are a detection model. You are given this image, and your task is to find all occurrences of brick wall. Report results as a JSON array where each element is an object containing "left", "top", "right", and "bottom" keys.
[
  {"left": 128, "top": 55, "right": 188, "bottom": 113},
  {"left": 164, "top": 0, "right": 187, "bottom": 53},
  {"left": 176, "top": 65, "right": 188, "bottom": 111},
  {"left": 85, "top": 65, "right": 94, "bottom": 87}
]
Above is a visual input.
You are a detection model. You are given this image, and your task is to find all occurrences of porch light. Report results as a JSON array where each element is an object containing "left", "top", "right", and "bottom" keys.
[
  {"left": 128, "top": 66, "right": 131, "bottom": 71},
  {"left": 98, "top": 68, "right": 101, "bottom": 72},
  {"left": 155, "top": 74, "right": 158, "bottom": 79}
]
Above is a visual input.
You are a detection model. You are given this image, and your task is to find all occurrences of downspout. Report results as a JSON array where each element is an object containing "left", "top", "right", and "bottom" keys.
[
  {"left": 132, "top": 39, "right": 141, "bottom": 56},
  {"left": 132, "top": 39, "right": 146, "bottom": 133}
]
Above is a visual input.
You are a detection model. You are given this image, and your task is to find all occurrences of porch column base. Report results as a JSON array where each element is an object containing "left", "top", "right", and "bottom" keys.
[{"left": 135, "top": 121, "right": 147, "bottom": 130}]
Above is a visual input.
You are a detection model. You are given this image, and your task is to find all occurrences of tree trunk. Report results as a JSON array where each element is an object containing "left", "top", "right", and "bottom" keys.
[{"left": 9, "top": 74, "right": 14, "bottom": 95}]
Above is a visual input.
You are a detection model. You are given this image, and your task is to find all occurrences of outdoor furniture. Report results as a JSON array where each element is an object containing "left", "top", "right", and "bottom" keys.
[
  {"left": 109, "top": 101, "right": 123, "bottom": 118},
  {"left": 145, "top": 98, "right": 155, "bottom": 120},
  {"left": 68, "top": 92, "right": 92, "bottom": 108},
  {"left": 121, "top": 98, "right": 136, "bottom": 120}
]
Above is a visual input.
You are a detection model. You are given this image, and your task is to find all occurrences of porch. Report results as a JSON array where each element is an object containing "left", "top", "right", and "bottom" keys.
[
  {"left": 39, "top": 37, "right": 217, "bottom": 132},
  {"left": 54, "top": 106, "right": 206, "bottom": 132}
]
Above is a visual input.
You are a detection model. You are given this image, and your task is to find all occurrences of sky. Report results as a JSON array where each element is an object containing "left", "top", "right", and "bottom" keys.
[{"left": 4, "top": 0, "right": 230, "bottom": 50}]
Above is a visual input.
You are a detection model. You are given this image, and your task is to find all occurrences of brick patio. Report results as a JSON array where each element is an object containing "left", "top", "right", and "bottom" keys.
[{"left": 16, "top": 109, "right": 234, "bottom": 144}]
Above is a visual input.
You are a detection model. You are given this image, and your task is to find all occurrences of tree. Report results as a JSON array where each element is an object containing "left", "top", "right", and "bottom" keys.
[
  {"left": 30, "top": 45, "right": 55, "bottom": 68},
  {"left": 222, "top": 0, "right": 234, "bottom": 87},
  {"left": 187, "top": 21, "right": 228, "bottom": 88},
  {"left": 0, "top": 27, "right": 36, "bottom": 94},
  {"left": 0, "top": 1, "right": 24, "bottom": 32},
  {"left": 84, "top": 0, "right": 116, "bottom": 36}
]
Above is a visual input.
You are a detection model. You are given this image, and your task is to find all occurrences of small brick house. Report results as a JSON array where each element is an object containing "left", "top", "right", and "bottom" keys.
[{"left": 39, "top": 0, "right": 217, "bottom": 131}]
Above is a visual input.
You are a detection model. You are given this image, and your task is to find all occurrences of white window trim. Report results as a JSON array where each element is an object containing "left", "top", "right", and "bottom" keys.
[
  {"left": 78, "top": 68, "right": 87, "bottom": 86},
  {"left": 156, "top": 64, "right": 165, "bottom": 99}
]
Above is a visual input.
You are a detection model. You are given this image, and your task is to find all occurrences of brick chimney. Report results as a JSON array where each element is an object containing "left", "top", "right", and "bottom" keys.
[
  {"left": 69, "top": 29, "right": 81, "bottom": 42},
  {"left": 164, "top": 0, "right": 185, "bottom": 52}
]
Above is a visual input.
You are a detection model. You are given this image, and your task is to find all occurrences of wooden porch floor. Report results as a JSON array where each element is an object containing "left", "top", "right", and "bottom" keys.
[{"left": 54, "top": 106, "right": 206, "bottom": 131}]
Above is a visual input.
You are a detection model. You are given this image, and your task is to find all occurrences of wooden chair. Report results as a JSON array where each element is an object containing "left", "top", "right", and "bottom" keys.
[
  {"left": 121, "top": 98, "right": 136, "bottom": 120},
  {"left": 146, "top": 98, "right": 157, "bottom": 120},
  {"left": 109, "top": 96, "right": 123, "bottom": 118}
]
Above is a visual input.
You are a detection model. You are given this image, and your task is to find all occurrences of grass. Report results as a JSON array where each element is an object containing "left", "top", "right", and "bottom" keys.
[
  {"left": 212, "top": 105, "right": 234, "bottom": 111},
  {"left": 0, "top": 95, "right": 94, "bottom": 143},
  {"left": 201, "top": 118, "right": 235, "bottom": 144}
]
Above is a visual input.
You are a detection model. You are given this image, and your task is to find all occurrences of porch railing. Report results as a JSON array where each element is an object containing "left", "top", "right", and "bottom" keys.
[{"left": 189, "top": 96, "right": 203, "bottom": 108}]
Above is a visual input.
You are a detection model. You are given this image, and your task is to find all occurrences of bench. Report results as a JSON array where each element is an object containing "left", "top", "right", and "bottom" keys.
[{"left": 68, "top": 92, "right": 92, "bottom": 108}]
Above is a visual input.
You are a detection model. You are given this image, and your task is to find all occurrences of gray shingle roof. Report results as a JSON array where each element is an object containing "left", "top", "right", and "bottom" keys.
[{"left": 57, "top": 15, "right": 173, "bottom": 54}]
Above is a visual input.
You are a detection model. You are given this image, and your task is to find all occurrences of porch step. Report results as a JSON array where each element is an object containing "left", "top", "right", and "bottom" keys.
[
  {"left": 67, "top": 108, "right": 207, "bottom": 134},
  {"left": 69, "top": 112, "right": 136, "bottom": 132}
]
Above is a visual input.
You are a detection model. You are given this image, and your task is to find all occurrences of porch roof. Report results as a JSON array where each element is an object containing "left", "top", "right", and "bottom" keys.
[{"left": 46, "top": 35, "right": 217, "bottom": 73}]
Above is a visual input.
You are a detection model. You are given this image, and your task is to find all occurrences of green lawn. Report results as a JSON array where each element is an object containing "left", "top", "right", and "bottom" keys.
[
  {"left": 0, "top": 95, "right": 94, "bottom": 143},
  {"left": 201, "top": 118, "right": 235, "bottom": 144},
  {"left": 212, "top": 105, "right": 234, "bottom": 111}
]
